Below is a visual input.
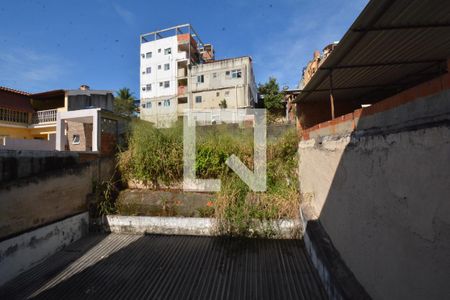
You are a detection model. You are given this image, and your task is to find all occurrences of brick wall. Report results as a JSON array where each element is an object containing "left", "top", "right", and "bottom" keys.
[
  {"left": 301, "top": 70, "right": 450, "bottom": 140},
  {"left": 67, "top": 121, "right": 93, "bottom": 151}
]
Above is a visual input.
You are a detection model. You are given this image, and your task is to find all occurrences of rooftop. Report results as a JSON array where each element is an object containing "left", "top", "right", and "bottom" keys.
[
  {"left": 140, "top": 23, "right": 204, "bottom": 47},
  {"left": 295, "top": 0, "right": 450, "bottom": 104},
  {"left": 0, "top": 233, "right": 327, "bottom": 299},
  {"left": 0, "top": 86, "right": 31, "bottom": 96}
]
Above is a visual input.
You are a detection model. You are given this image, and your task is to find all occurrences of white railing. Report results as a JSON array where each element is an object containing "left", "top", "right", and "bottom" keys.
[{"left": 32, "top": 109, "right": 57, "bottom": 124}]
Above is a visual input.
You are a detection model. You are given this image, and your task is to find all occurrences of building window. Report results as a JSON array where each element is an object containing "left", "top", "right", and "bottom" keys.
[
  {"left": 142, "top": 86, "right": 146, "bottom": 91},
  {"left": 146, "top": 67, "right": 151, "bottom": 73},
  {"left": 225, "top": 91, "right": 230, "bottom": 96},
  {"left": 158, "top": 48, "right": 161, "bottom": 53},
  {"left": 164, "top": 81, "right": 170, "bottom": 88},
  {"left": 158, "top": 65, "right": 161, "bottom": 70},
  {"left": 163, "top": 100, "right": 171, "bottom": 107},
  {"left": 143, "top": 102, "right": 152, "bottom": 109},
  {"left": 142, "top": 71, "right": 145, "bottom": 75},
  {"left": 158, "top": 102, "right": 162, "bottom": 106},
  {"left": 216, "top": 92, "right": 220, "bottom": 97},
  {"left": 197, "top": 75, "right": 204, "bottom": 83},
  {"left": 164, "top": 48, "right": 171, "bottom": 55},
  {"left": 231, "top": 69, "right": 242, "bottom": 78},
  {"left": 159, "top": 82, "right": 163, "bottom": 87},
  {"left": 164, "top": 63, "right": 170, "bottom": 70},
  {"left": 195, "top": 96, "right": 202, "bottom": 103},
  {"left": 146, "top": 84, "right": 152, "bottom": 91},
  {"left": 146, "top": 52, "right": 152, "bottom": 58},
  {"left": 141, "top": 54, "right": 145, "bottom": 59},
  {"left": 226, "top": 71, "right": 230, "bottom": 76},
  {"left": 213, "top": 72, "right": 217, "bottom": 78},
  {"left": 72, "top": 134, "right": 80, "bottom": 145}
]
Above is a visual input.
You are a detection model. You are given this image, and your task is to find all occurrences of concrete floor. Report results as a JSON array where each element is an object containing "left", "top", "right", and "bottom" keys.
[{"left": 0, "top": 233, "right": 327, "bottom": 300}]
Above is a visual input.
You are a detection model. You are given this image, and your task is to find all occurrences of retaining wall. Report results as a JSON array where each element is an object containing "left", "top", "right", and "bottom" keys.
[
  {"left": 0, "top": 156, "right": 115, "bottom": 240},
  {"left": 299, "top": 90, "right": 450, "bottom": 299},
  {"left": 0, "top": 212, "right": 89, "bottom": 286}
]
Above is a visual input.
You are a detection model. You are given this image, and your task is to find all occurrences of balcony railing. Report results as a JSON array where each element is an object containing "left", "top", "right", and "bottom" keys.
[
  {"left": 0, "top": 108, "right": 29, "bottom": 124},
  {"left": 32, "top": 109, "right": 57, "bottom": 124}
]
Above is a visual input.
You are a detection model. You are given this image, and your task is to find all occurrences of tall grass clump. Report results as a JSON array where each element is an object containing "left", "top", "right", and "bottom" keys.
[
  {"left": 215, "top": 128, "right": 300, "bottom": 237},
  {"left": 118, "top": 119, "right": 183, "bottom": 187}
]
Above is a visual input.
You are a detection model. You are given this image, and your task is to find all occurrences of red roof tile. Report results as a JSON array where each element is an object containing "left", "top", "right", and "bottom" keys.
[{"left": 0, "top": 86, "right": 35, "bottom": 113}]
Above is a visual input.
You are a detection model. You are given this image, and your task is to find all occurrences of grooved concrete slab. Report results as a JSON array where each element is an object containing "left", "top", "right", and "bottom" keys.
[{"left": 0, "top": 233, "right": 327, "bottom": 300}]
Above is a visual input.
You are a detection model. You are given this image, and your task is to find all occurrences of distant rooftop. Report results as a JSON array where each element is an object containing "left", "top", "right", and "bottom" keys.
[{"left": 140, "top": 23, "right": 204, "bottom": 47}]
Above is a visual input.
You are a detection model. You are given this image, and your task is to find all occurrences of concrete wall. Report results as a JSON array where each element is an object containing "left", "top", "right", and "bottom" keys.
[
  {"left": 0, "top": 135, "right": 55, "bottom": 151},
  {"left": 0, "top": 150, "right": 78, "bottom": 182},
  {"left": 105, "top": 215, "right": 299, "bottom": 238},
  {"left": 298, "top": 90, "right": 450, "bottom": 299},
  {"left": 0, "top": 156, "right": 115, "bottom": 240},
  {"left": 0, "top": 212, "right": 88, "bottom": 286}
]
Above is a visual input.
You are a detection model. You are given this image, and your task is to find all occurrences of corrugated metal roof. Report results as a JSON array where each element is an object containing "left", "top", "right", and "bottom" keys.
[
  {"left": 296, "top": 0, "right": 450, "bottom": 103},
  {"left": 0, "top": 234, "right": 327, "bottom": 300}
]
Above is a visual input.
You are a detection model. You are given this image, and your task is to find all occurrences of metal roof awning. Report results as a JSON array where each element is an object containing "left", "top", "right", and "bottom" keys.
[{"left": 295, "top": 0, "right": 450, "bottom": 105}]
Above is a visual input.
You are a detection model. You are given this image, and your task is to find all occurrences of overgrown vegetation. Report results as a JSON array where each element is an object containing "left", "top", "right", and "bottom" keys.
[
  {"left": 92, "top": 176, "right": 120, "bottom": 217},
  {"left": 118, "top": 119, "right": 300, "bottom": 237}
]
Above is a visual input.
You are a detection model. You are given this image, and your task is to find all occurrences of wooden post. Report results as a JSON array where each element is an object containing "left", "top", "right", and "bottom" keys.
[{"left": 329, "top": 71, "right": 335, "bottom": 119}]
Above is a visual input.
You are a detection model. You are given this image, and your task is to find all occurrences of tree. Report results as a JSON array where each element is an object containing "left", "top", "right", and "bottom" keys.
[
  {"left": 257, "top": 77, "right": 285, "bottom": 115},
  {"left": 114, "top": 88, "right": 136, "bottom": 117}
]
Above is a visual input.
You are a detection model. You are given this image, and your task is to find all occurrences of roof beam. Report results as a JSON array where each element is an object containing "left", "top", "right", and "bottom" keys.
[
  {"left": 321, "top": 59, "right": 445, "bottom": 70},
  {"left": 300, "top": 84, "right": 404, "bottom": 93},
  {"left": 353, "top": 23, "right": 450, "bottom": 32}
]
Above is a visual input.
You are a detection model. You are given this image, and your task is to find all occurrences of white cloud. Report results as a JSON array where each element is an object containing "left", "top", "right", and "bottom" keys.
[
  {"left": 0, "top": 48, "right": 70, "bottom": 92},
  {"left": 112, "top": 3, "right": 136, "bottom": 27}
]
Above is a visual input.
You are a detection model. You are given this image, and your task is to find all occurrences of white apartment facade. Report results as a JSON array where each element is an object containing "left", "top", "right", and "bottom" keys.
[{"left": 139, "top": 24, "right": 257, "bottom": 126}]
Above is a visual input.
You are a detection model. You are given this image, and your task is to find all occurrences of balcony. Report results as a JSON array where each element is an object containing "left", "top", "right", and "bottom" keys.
[
  {"left": 32, "top": 109, "right": 57, "bottom": 125},
  {"left": 0, "top": 108, "right": 29, "bottom": 124}
]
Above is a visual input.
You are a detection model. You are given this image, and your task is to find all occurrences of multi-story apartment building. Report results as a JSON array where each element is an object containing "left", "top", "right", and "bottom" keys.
[{"left": 139, "top": 24, "right": 257, "bottom": 126}]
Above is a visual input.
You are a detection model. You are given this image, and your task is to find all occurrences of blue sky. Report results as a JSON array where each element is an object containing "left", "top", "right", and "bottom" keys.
[{"left": 0, "top": 0, "right": 367, "bottom": 95}]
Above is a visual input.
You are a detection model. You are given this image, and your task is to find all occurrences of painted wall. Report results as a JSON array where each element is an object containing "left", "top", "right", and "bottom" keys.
[
  {"left": 298, "top": 90, "right": 450, "bottom": 299},
  {"left": 0, "top": 126, "right": 34, "bottom": 139},
  {"left": 190, "top": 57, "right": 257, "bottom": 108},
  {"left": 0, "top": 135, "right": 55, "bottom": 151},
  {"left": 140, "top": 35, "right": 185, "bottom": 100},
  {"left": 0, "top": 212, "right": 88, "bottom": 286}
]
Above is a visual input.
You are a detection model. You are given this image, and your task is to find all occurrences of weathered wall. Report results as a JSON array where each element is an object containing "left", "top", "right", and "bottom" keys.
[
  {"left": 0, "top": 135, "right": 55, "bottom": 151},
  {"left": 0, "top": 156, "right": 115, "bottom": 240},
  {"left": 299, "top": 91, "right": 450, "bottom": 299},
  {"left": 0, "top": 150, "right": 78, "bottom": 182},
  {"left": 0, "top": 212, "right": 88, "bottom": 286}
]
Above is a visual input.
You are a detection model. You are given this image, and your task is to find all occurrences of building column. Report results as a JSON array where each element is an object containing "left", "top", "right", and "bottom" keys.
[
  {"left": 92, "top": 112, "right": 100, "bottom": 152},
  {"left": 55, "top": 114, "right": 65, "bottom": 151}
]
